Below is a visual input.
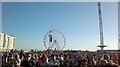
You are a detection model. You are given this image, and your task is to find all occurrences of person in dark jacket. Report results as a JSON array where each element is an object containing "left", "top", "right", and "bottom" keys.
[{"left": 21, "top": 53, "right": 34, "bottom": 67}]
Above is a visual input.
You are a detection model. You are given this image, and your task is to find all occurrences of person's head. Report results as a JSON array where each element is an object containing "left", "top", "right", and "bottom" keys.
[
  {"left": 56, "top": 54, "right": 59, "bottom": 58},
  {"left": 103, "top": 63, "right": 120, "bottom": 67},
  {"left": 59, "top": 53, "right": 63, "bottom": 57},
  {"left": 64, "top": 54, "right": 68, "bottom": 59},
  {"left": 9, "top": 53, "right": 13, "bottom": 57},
  {"left": 15, "top": 54, "right": 20, "bottom": 59},
  {"left": 51, "top": 54, "right": 56, "bottom": 61},
  {"left": 25, "top": 53, "right": 31, "bottom": 61},
  {"left": 79, "top": 58, "right": 88, "bottom": 67},
  {"left": 78, "top": 56, "right": 82, "bottom": 61},
  {"left": 89, "top": 59, "right": 96, "bottom": 65},
  {"left": 98, "top": 60, "right": 108, "bottom": 65},
  {"left": 104, "top": 54, "right": 110, "bottom": 60}
]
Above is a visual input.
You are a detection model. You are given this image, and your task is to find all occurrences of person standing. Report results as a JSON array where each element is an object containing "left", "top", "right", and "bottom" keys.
[
  {"left": 15, "top": 54, "right": 21, "bottom": 67},
  {"left": 21, "top": 53, "right": 34, "bottom": 67}
]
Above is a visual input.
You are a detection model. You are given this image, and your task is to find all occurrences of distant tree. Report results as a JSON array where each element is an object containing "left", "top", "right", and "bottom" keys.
[
  {"left": 14, "top": 49, "right": 17, "bottom": 52},
  {"left": 31, "top": 49, "right": 34, "bottom": 52},
  {"left": 10, "top": 49, "right": 14, "bottom": 53}
]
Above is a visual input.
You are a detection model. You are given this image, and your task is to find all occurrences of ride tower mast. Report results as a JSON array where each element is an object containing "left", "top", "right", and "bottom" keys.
[{"left": 97, "top": 2, "right": 107, "bottom": 54}]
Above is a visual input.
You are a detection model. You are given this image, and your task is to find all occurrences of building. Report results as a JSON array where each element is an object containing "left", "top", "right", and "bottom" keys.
[{"left": 0, "top": 33, "right": 15, "bottom": 52}]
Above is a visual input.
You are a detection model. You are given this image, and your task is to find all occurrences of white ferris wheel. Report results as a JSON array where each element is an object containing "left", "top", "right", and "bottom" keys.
[{"left": 44, "top": 30, "right": 66, "bottom": 50}]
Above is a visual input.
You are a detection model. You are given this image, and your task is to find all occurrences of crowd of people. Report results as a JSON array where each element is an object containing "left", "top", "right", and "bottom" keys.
[{"left": 1, "top": 50, "right": 120, "bottom": 67}]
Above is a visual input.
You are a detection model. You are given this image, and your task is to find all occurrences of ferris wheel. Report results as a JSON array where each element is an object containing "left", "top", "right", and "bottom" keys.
[{"left": 44, "top": 30, "right": 66, "bottom": 50}]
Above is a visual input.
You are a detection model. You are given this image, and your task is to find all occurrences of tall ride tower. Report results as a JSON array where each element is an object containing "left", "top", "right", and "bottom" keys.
[{"left": 97, "top": 2, "right": 107, "bottom": 53}]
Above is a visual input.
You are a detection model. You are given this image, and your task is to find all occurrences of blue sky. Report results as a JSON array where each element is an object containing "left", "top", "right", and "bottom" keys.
[
  {"left": 2, "top": 2, "right": 118, "bottom": 51},
  {"left": 0, "top": 1, "right": 2, "bottom": 33}
]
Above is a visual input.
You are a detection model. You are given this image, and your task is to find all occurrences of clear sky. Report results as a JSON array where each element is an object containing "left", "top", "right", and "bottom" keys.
[
  {"left": 2, "top": 2, "right": 118, "bottom": 51},
  {"left": 0, "top": 1, "right": 2, "bottom": 33}
]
